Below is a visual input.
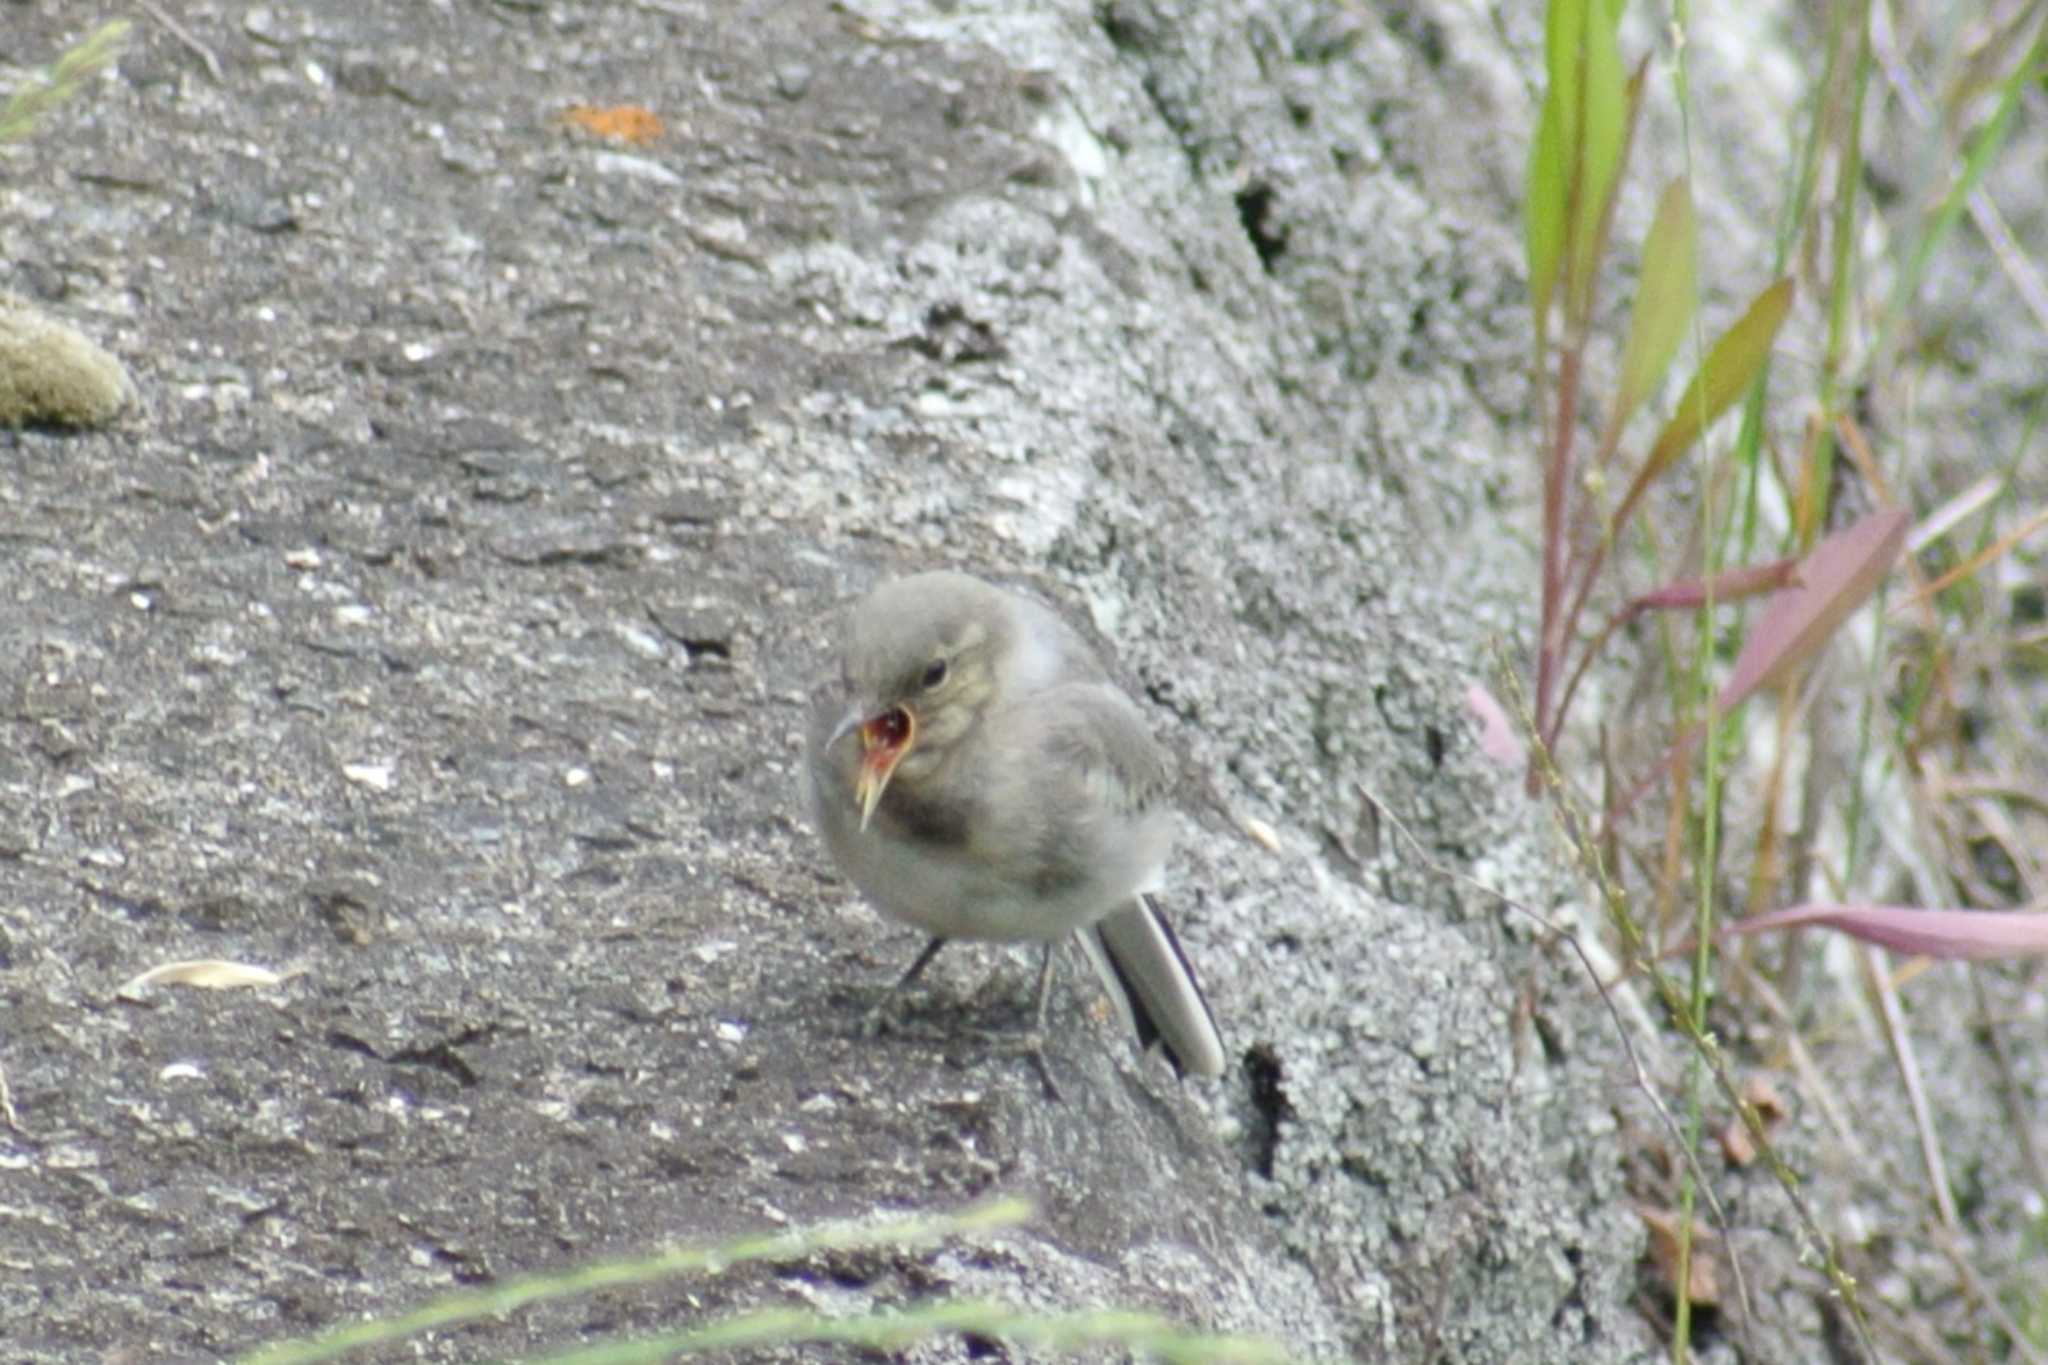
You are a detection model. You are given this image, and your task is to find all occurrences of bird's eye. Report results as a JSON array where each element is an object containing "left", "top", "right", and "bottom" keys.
[{"left": 920, "top": 658, "right": 948, "bottom": 690}]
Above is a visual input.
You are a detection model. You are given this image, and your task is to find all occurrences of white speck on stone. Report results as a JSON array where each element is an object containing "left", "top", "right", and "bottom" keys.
[
  {"left": 129, "top": 592, "right": 152, "bottom": 612},
  {"left": 692, "top": 940, "right": 736, "bottom": 965},
  {"left": 284, "top": 547, "right": 322, "bottom": 570},
  {"left": 402, "top": 340, "right": 436, "bottom": 363},
  {"left": 1035, "top": 100, "right": 1107, "bottom": 204},
  {"left": 333, "top": 603, "right": 373, "bottom": 626},
  {"left": 781, "top": 1131, "right": 808, "bottom": 1154},
  {"left": 159, "top": 1062, "right": 205, "bottom": 1083},
  {"left": 798, "top": 1093, "right": 838, "bottom": 1114},
  {"left": 615, "top": 622, "right": 666, "bottom": 659},
  {"left": 715, "top": 1020, "right": 747, "bottom": 1043},
  {"left": 591, "top": 151, "right": 682, "bottom": 186},
  {"left": 1243, "top": 816, "right": 1281, "bottom": 853},
  {"left": 343, "top": 761, "right": 395, "bottom": 791},
  {"left": 45, "top": 1145, "right": 101, "bottom": 1170},
  {"left": 563, "top": 767, "right": 591, "bottom": 788}
]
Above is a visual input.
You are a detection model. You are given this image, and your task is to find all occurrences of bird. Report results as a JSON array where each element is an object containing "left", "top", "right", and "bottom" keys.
[{"left": 804, "top": 570, "right": 1227, "bottom": 1082}]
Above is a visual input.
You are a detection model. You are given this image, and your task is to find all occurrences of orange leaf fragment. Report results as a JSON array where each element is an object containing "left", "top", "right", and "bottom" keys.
[
  {"left": 561, "top": 104, "right": 665, "bottom": 146},
  {"left": 1639, "top": 1206, "right": 1721, "bottom": 1307},
  {"left": 1719, "top": 1075, "right": 1786, "bottom": 1167}
]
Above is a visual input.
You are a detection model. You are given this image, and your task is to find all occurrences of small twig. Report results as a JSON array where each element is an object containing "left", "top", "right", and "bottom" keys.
[
  {"left": 1968, "top": 969, "right": 2048, "bottom": 1195},
  {"left": 1735, "top": 966, "right": 1875, "bottom": 1168},
  {"left": 1864, "top": 946, "right": 1959, "bottom": 1228},
  {"left": 1498, "top": 651, "right": 1882, "bottom": 1360},
  {"left": 1357, "top": 779, "right": 1755, "bottom": 1333},
  {"left": 1929, "top": 1220, "right": 2048, "bottom": 1365},
  {"left": 139, "top": 1, "right": 224, "bottom": 85}
]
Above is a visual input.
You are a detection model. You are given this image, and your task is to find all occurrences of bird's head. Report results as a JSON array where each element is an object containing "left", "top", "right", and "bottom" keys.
[{"left": 825, "top": 572, "right": 1012, "bottom": 830}]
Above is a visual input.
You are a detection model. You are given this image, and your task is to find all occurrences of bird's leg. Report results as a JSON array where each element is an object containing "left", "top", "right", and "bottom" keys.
[
  {"left": 1032, "top": 940, "right": 1058, "bottom": 1034},
  {"left": 1024, "top": 941, "right": 1063, "bottom": 1101},
  {"left": 861, "top": 935, "right": 948, "bottom": 1038},
  {"left": 955, "top": 943, "right": 1064, "bottom": 1100}
]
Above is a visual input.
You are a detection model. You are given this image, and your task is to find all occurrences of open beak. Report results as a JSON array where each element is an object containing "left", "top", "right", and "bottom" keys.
[{"left": 832, "top": 705, "right": 916, "bottom": 832}]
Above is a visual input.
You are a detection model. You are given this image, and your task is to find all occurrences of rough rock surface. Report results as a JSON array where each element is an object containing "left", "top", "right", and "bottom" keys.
[{"left": 0, "top": 2, "right": 1700, "bottom": 1360}]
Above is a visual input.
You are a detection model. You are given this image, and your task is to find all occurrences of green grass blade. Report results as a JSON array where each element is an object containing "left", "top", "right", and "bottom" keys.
[
  {"left": 522, "top": 1302, "right": 1290, "bottom": 1365},
  {"left": 236, "top": 1198, "right": 1034, "bottom": 1365},
  {"left": 0, "top": 20, "right": 130, "bottom": 144},
  {"left": 1884, "top": 21, "right": 2048, "bottom": 360}
]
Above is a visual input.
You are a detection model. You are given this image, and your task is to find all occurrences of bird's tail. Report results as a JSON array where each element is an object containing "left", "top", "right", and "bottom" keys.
[{"left": 1077, "top": 896, "right": 1226, "bottom": 1078}]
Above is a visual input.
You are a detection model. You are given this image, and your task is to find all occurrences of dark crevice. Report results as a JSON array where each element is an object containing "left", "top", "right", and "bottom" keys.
[
  {"left": 1243, "top": 1042, "right": 1291, "bottom": 1180},
  {"left": 1235, "top": 183, "right": 1287, "bottom": 271}
]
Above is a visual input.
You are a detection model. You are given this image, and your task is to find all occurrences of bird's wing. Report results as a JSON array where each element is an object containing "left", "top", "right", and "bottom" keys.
[
  {"left": 938, "top": 680, "right": 1175, "bottom": 909},
  {"left": 1012, "top": 680, "right": 1174, "bottom": 818},
  {"left": 1078, "top": 895, "right": 1227, "bottom": 1078}
]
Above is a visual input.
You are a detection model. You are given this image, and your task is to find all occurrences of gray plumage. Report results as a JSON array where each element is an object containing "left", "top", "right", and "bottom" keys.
[{"left": 805, "top": 571, "right": 1226, "bottom": 1079}]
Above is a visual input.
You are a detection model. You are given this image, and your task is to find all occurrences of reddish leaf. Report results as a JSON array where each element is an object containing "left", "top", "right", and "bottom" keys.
[
  {"left": 1634, "top": 556, "right": 1798, "bottom": 611},
  {"left": 1714, "top": 506, "right": 1910, "bottom": 715},
  {"left": 1724, "top": 903, "right": 2048, "bottom": 961},
  {"left": 1466, "top": 682, "right": 1525, "bottom": 768}
]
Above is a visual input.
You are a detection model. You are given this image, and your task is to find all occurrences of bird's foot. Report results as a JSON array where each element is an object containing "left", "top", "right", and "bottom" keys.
[
  {"left": 972, "top": 1027, "right": 1063, "bottom": 1102},
  {"left": 858, "top": 995, "right": 903, "bottom": 1040}
]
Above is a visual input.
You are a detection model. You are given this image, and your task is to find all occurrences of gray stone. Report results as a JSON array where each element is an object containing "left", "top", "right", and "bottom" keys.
[{"left": 6, "top": 1, "right": 2035, "bottom": 1362}]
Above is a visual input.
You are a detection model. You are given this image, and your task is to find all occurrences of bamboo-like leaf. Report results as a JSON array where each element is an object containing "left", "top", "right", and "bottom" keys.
[
  {"left": 1564, "top": 3, "right": 1627, "bottom": 323},
  {"left": 1613, "top": 278, "right": 1794, "bottom": 533},
  {"left": 1714, "top": 505, "right": 1910, "bottom": 715},
  {"left": 1526, "top": 0, "right": 1586, "bottom": 336},
  {"left": 1526, "top": 89, "right": 1568, "bottom": 340},
  {"left": 1613, "top": 179, "right": 1698, "bottom": 430}
]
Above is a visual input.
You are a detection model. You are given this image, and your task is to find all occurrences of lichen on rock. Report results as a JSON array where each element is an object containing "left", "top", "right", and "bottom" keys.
[{"left": 0, "top": 289, "right": 133, "bottom": 427}]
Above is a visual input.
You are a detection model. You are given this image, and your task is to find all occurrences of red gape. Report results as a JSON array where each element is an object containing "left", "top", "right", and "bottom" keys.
[{"left": 865, "top": 707, "right": 913, "bottom": 751}]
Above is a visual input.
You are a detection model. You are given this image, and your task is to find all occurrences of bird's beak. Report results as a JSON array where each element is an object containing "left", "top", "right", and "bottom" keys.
[{"left": 833, "top": 704, "right": 916, "bottom": 832}]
